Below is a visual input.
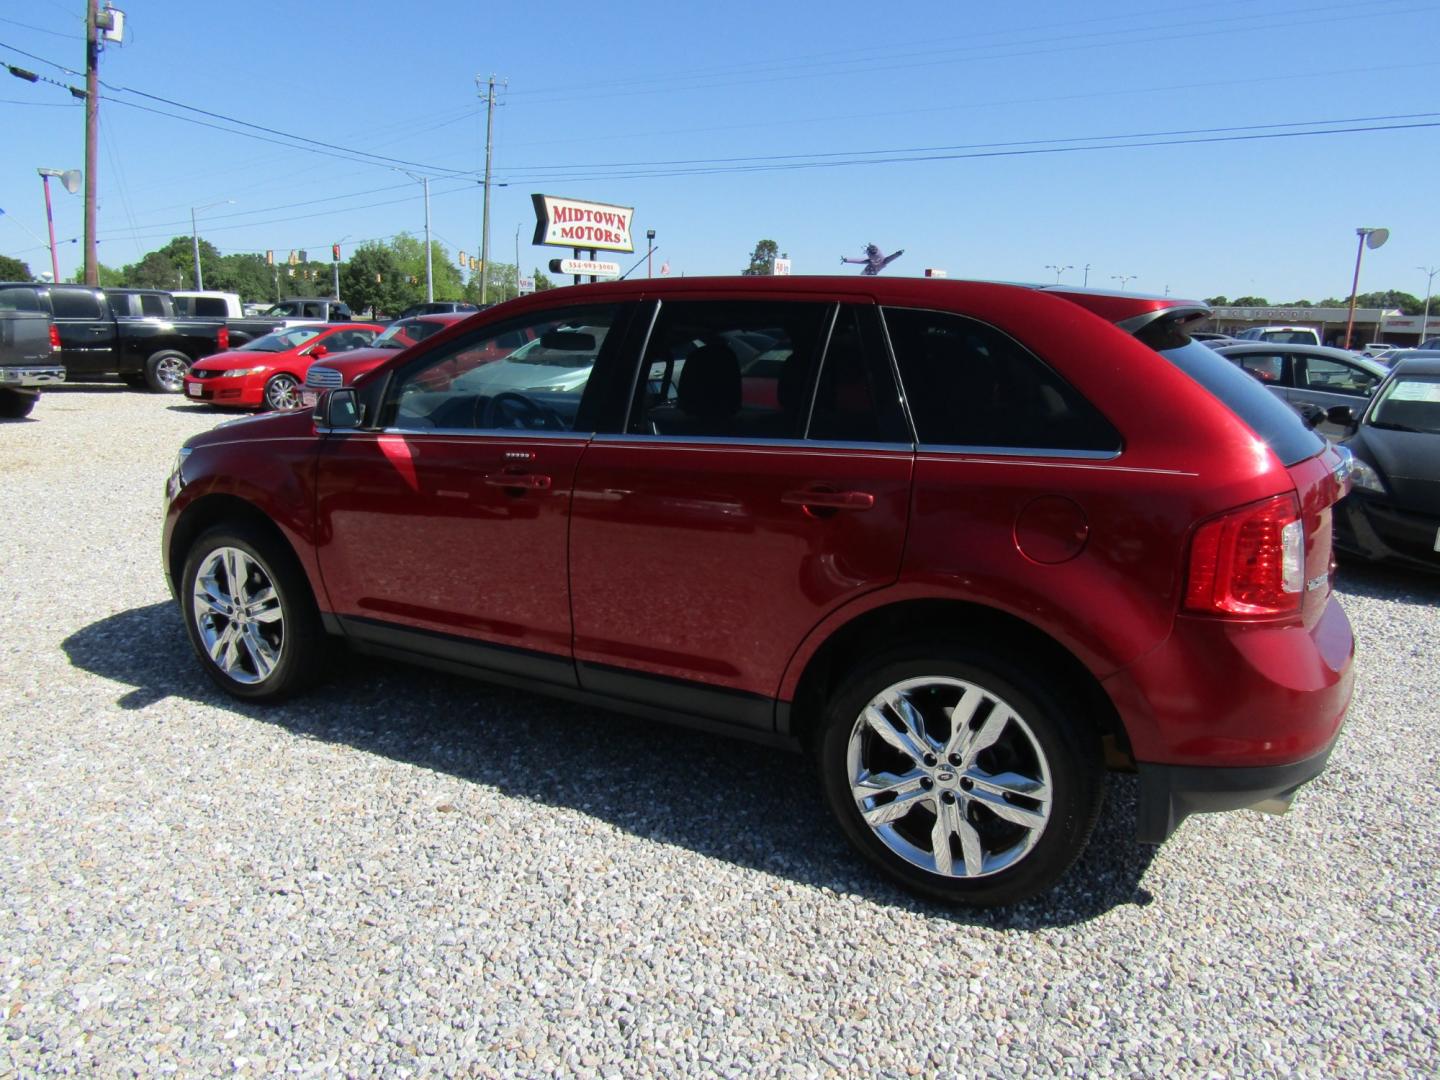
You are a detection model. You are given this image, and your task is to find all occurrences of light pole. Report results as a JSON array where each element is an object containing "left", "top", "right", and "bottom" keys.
[
  {"left": 401, "top": 173, "right": 434, "bottom": 302},
  {"left": 1111, "top": 273, "right": 1136, "bottom": 290},
  {"left": 189, "top": 199, "right": 233, "bottom": 290},
  {"left": 1344, "top": 227, "right": 1389, "bottom": 349},
  {"left": 1044, "top": 264, "right": 1073, "bottom": 283},
  {"left": 1082, "top": 263, "right": 1092, "bottom": 287},
  {"left": 36, "top": 168, "right": 81, "bottom": 285},
  {"left": 646, "top": 229, "right": 656, "bottom": 278},
  {"left": 1418, "top": 265, "right": 1439, "bottom": 346}
]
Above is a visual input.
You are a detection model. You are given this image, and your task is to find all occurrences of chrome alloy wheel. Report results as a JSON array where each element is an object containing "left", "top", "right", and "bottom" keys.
[
  {"left": 154, "top": 355, "right": 189, "bottom": 392},
  {"left": 265, "top": 374, "right": 301, "bottom": 411},
  {"left": 191, "top": 546, "right": 285, "bottom": 685},
  {"left": 847, "top": 676, "right": 1053, "bottom": 879}
]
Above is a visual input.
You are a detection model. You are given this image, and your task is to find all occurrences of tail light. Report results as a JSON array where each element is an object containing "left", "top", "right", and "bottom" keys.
[
  {"left": 217, "top": 326, "right": 230, "bottom": 350},
  {"left": 49, "top": 325, "right": 61, "bottom": 351},
  {"left": 1184, "top": 493, "right": 1304, "bottom": 616}
]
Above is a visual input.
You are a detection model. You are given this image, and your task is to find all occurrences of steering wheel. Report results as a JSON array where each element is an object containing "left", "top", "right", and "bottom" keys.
[{"left": 478, "top": 391, "right": 566, "bottom": 431}]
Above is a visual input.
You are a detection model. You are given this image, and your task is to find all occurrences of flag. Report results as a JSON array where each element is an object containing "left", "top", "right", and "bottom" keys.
[{"left": 660, "top": 261, "right": 671, "bottom": 276}]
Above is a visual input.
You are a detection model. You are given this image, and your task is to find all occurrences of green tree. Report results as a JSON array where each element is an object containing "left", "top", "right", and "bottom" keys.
[
  {"left": 340, "top": 243, "right": 408, "bottom": 317},
  {"left": 0, "top": 255, "right": 33, "bottom": 281},
  {"left": 743, "top": 239, "right": 780, "bottom": 276},
  {"left": 67, "top": 263, "right": 125, "bottom": 286},
  {"left": 1229, "top": 295, "right": 1269, "bottom": 306},
  {"left": 390, "top": 233, "right": 465, "bottom": 303},
  {"left": 1204, "top": 295, "right": 1229, "bottom": 306}
]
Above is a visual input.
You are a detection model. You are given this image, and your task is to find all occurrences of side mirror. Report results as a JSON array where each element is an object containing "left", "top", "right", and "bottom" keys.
[
  {"left": 1326, "top": 404, "right": 1357, "bottom": 428},
  {"left": 322, "top": 388, "right": 363, "bottom": 429},
  {"left": 1294, "top": 402, "right": 1326, "bottom": 429},
  {"left": 308, "top": 343, "right": 328, "bottom": 358}
]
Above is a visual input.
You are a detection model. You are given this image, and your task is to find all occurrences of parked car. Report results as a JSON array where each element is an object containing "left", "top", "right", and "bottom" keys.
[
  {"left": 163, "top": 277, "right": 1354, "bottom": 907},
  {"left": 182, "top": 323, "right": 382, "bottom": 411},
  {"left": 0, "top": 287, "right": 64, "bottom": 418},
  {"left": 1214, "top": 343, "right": 1389, "bottom": 437},
  {"left": 1234, "top": 325, "right": 1322, "bottom": 346},
  {"left": 1330, "top": 355, "right": 1440, "bottom": 572},
  {"left": 261, "top": 297, "right": 354, "bottom": 328},
  {"left": 1360, "top": 343, "right": 1403, "bottom": 361},
  {"left": 300, "top": 312, "right": 477, "bottom": 405},
  {"left": 169, "top": 290, "right": 285, "bottom": 347},
  {"left": 0, "top": 283, "right": 233, "bottom": 391},
  {"left": 397, "top": 300, "right": 481, "bottom": 319}
]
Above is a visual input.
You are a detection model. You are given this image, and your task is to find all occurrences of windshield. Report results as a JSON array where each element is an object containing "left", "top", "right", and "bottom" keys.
[
  {"left": 372, "top": 319, "right": 449, "bottom": 349},
  {"left": 240, "top": 327, "right": 324, "bottom": 352},
  {"left": 1368, "top": 374, "right": 1440, "bottom": 434}
]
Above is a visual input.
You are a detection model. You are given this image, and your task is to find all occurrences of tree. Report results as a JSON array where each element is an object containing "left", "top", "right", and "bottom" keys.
[
  {"left": 0, "top": 255, "right": 33, "bottom": 281},
  {"left": 1229, "top": 295, "right": 1269, "bottom": 306},
  {"left": 339, "top": 243, "right": 408, "bottom": 317},
  {"left": 743, "top": 239, "right": 780, "bottom": 276},
  {"left": 1203, "top": 295, "right": 1229, "bottom": 306},
  {"left": 390, "top": 233, "right": 465, "bottom": 303}
]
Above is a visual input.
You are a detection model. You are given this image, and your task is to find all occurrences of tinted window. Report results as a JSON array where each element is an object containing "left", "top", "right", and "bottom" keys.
[
  {"left": 0, "top": 287, "right": 41, "bottom": 313},
  {"left": 50, "top": 289, "right": 103, "bottom": 320},
  {"left": 192, "top": 297, "right": 228, "bottom": 317},
  {"left": 883, "top": 307, "right": 1120, "bottom": 452},
  {"left": 629, "top": 300, "right": 830, "bottom": 438},
  {"left": 1228, "top": 351, "right": 1287, "bottom": 385},
  {"left": 808, "top": 305, "right": 909, "bottom": 443},
  {"left": 384, "top": 305, "right": 623, "bottom": 433},
  {"left": 1143, "top": 330, "right": 1324, "bottom": 467},
  {"left": 139, "top": 293, "right": 166, "bottom": 317}
]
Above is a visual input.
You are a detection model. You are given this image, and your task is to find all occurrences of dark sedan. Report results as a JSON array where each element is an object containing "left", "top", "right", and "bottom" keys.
[{"left": 1332, "top": 355, "right": 1440, "bottom": 573}]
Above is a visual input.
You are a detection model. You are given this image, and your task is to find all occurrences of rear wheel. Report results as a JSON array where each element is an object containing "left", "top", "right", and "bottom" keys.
[
  {"left": 0, "top": 389, "right": 38, "bottom": 419},
  {"left": 145, "top": 350, "right": 191, "bottom": 393},
  {"left": 263, "top": 373, "right": 302, "bottom": 411},
  {"left": 179, "top": 523, "right": 326, "bottom": 701},
  {"left": 816, "top": 644, "right": 1104, "bottom": 906}
]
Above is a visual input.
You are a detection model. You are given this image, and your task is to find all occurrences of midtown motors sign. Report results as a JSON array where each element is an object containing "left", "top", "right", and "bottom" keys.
[{"left": 532, "top": 195, "right": 635, "bottom": 253}]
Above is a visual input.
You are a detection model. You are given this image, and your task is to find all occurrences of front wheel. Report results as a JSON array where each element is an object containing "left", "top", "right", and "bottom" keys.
[
  {"left": 179, "top": 524, "right": 326, "bottom": 701},
  {"left": 0, "top": 389, "right": 38, "bottom": 419},
  {"left": 145, "top": 350, "right": 191, "bottom": 393},
  {"left": 816, "top": 645, "right": 1104, "bottom": 907},
  {"left": 263, "top": 373, "right": 302, "bottom": 411}
]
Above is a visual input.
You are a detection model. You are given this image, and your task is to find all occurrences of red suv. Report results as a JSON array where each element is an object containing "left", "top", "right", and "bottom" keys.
[{"left": 162, "top": 277, "right": 1354, "bottom": 906}]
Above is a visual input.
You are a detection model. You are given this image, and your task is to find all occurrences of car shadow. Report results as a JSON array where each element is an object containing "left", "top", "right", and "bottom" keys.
[
  {"left": 62, "top": 602, "right": 1159, "bottom": 928},
  {"left": 1336, "top": 561, "right": 1440, "bottom": 605}
]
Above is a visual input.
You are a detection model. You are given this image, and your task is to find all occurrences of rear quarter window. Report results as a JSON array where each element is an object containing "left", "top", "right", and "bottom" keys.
[
  {"left": 882, "top": 307, "right": 1120, "bottom": 453},
  {"left": 1142, "top": 326, "right": 1324, "bottom": 467}
]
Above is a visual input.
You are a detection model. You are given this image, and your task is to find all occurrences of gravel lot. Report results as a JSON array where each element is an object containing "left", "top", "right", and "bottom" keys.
[{"left": 2, "top": 386, "right": 1437, "bottom": 1078}]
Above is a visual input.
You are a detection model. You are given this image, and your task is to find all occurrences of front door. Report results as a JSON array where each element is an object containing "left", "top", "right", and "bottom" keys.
[
  {"left": 314, "top": 301, "right": 632, "bottom": 687},
  {"left": 569, "top": 299, "right": 915, "bottom": 729}
]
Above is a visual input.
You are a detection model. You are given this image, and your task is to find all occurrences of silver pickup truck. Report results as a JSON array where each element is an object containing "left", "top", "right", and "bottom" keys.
[{"left": 0, "top": 302, "right": 65, "bottom": 419}]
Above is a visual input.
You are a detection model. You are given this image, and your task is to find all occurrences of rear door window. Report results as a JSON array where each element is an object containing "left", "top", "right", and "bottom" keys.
[
  {"left": 883, "top": 307, "right": 1120, "bottom": 453},
  {"left": 1298, "top": 355, "right": 1380, "bottom": 397},
  {"left": 1228, "top": 351, "right": 1288, "bottom": 386}
]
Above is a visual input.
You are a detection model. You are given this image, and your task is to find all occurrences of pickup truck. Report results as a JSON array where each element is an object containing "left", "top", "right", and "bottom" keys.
[
  {"left": 0, "top": 283, "right": 235, "bottom": 392},
  {"left": 260, "top": 296, "right": 354, "bottom": 328},
  {"left": 169, "top": 291, "right": 284, "bottom": 347},
  {"left": 0, "top": 289, "right": 65, "bottom": 418}
]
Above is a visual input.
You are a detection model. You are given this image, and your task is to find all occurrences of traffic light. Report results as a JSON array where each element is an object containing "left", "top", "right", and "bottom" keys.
[
  {"left": 265, "top": 250, "right": 274, "bottom": 266},
  {"left": 332, "top": 244, "right": 341, "bottom": 262},
  {"left": 288, "top": 250, "right": 297, "bottom": 266},
  {"left": 298, "top": 250, "right": 308, "bottom": 264}
]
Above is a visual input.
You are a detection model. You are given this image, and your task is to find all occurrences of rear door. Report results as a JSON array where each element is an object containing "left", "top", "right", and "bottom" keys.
[
  {"left": 48, "top": 287, "right": 115, "bottom": 376},
  {"left": 568, "top": 298, "right": 914, "bottom": 729}
]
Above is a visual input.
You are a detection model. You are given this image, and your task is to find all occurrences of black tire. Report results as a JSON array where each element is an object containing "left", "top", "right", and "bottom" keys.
[
  {"left": 144, "top": 350, "right": 192, "bottom": 393},
  {"left": 0, "top": 389, "right": 38, "bottom": 419},
  {"left": 179, "top": 523, "right": 326, "bottom": 702},
  {"left": 263, "top": 373, "right": 302, "bottom": 412},
  {"left": 816, "top": 643, "right": 1105, "bottom": 907}
]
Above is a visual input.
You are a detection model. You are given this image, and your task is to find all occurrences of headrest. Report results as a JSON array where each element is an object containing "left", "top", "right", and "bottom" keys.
[{"left": 677, "top": 343, "right": 741, "bottom": 420}]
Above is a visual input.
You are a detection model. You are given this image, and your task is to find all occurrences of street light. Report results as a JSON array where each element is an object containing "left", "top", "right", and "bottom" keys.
[
  {"left": 1111, "top": 273, "right": 1136, "bottom": 290},
  {"left": 1344, "top": 226, "right": 1389, "bottom": 349},
  {"left": 189, "top": 198, "right": 234, "bottom": 290},
  {"left": 646, "top": 229, "right": 656, "bottom": 279},
  {"left": 1418, "top": 265, "right": 1439, "bottom": 346},
  {"left": 1044, "top": 264, "right": 1073, "bottom": 283},
  {"left": 37, "top": 168, "right": 81, "bottom": 285}
]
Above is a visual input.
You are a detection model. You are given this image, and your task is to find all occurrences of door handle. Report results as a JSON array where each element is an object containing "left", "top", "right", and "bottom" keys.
[
  {"left": 484, "top": 471, "right": 552, "bottom": 491},
  {"left": 781, "top": 488, "right": 875, "bottom": 511}
]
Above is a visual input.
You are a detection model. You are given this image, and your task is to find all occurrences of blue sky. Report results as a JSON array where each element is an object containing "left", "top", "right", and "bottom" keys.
[{"left": 3, "top": 0, "right": 1438, "bottom": 300}]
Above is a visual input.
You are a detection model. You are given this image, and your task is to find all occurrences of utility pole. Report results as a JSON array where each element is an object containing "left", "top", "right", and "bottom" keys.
[
  {"left": 1417, "top": 266, "right": 1438, "bottom": 345},
  {"left": 477, "top": 74, "right": 505, "bottom": 304},
  {"left": 422, "top": 175, "right": 433, "bottom": 302},
  {"left": 83, "top": 0, "right": 100, "bottom": 285}
]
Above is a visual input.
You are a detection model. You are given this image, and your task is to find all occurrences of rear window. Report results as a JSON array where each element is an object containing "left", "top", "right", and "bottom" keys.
[{"left": 1142, "top": 323, "right": 1325, "bottom": 467}]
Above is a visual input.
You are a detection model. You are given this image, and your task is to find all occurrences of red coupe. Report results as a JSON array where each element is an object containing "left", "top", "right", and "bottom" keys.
[{"left": 184, "top": 323, "right": 382, "bottom": 411}]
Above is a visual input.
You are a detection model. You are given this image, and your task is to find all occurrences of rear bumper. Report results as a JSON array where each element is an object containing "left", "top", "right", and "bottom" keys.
[
  {"left": 0, "top": 366, "right": 66, "bottom": 388},
  {"left": 1135, "top": 739, "right": 1337, "bottom": 843}
]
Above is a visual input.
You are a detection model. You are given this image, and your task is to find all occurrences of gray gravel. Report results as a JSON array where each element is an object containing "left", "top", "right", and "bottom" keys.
[{"left": 2, "top": 385, "right": 1438, "bottom": 1078}]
